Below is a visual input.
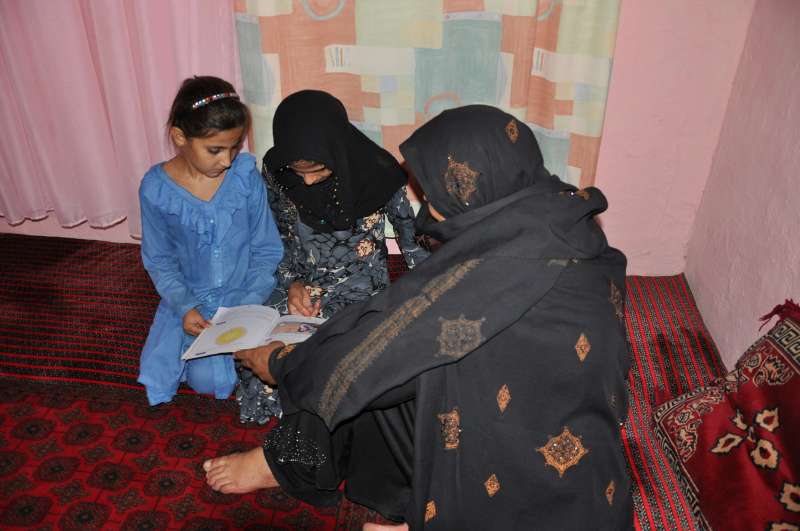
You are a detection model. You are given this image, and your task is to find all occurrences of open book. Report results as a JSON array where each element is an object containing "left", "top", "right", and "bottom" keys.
[{"left": 181, "top": 305, "right": 326, "bottom": 361}]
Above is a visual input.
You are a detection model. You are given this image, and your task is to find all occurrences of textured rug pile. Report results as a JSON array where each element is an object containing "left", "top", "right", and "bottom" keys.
[{"left": 0, "top": 234, "right": 725, "bottom": 529}]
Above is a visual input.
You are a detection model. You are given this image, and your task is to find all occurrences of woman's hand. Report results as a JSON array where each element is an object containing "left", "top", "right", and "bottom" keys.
[
  {"left": 234, "top": 341, "right": 285, "bottom": 386},
  {"left": 287, "top": 281, "right": 321, "bottom": 317},
  {"left": 183, "top": 308, "right": 211, "bottom": 336}
]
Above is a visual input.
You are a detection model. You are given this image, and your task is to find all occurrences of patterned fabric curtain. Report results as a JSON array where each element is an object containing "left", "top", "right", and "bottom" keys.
[
  {"left": 0, "top": 0, "right": 240, "bottom": 236},
  {"left": 234, "top": 0, "right": 620, "bottom": 189}
]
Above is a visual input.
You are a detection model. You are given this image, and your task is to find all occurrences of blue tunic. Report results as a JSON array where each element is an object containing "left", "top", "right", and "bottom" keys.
[{"left": 138, "top": 153, "right": 283, "bottom": 405}]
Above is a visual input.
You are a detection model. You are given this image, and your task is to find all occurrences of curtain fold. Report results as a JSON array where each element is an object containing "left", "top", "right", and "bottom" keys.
[
  {"left": 234, "top": 0, "right": 620, "bottom": 189},
  {"left": 0, "top": 0, "right": 619, "bottom": 236},
  {"left": 0, "top": 0, "right": 241, "bottom": 236}
]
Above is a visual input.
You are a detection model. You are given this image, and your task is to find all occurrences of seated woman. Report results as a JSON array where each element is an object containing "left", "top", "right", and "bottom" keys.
[
  {"left": 237, "top": 90, "right": 428, "bottom": 423},
  {"left": 207, "top": 105, "right": 633, "bottom": 530}
]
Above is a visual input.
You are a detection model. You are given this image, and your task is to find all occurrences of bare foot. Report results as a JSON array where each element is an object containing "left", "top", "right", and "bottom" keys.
[
  {"left": 203, "top": 446, "right": 278, "bottom": 494},
  {"left": 363, "top": 523, "right": 409, "bottom": 531}
]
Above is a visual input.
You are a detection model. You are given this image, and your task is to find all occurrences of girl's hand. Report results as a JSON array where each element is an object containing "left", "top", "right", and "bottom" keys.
[
  {"left": 183, "top": 308, "right": 211, "bottom": 336},
  {"left": 234, "top": 341, "right": 285, "bottom": 385},
  {"left": 287, "top": 281, "right": 321, "bottom": 317}
]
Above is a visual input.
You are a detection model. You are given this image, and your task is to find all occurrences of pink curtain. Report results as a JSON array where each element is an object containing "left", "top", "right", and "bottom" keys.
[{"left": 0, "top": 0, "right": 240, "bottom": 236}]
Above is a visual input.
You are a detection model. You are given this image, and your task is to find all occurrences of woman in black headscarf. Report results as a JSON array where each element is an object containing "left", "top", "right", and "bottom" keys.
[
  {"left": 236, "top": 90, "right": 429, "bottom": 423},
  {"left": 208, "top": 105, "right": 632, "bottom": 530}
]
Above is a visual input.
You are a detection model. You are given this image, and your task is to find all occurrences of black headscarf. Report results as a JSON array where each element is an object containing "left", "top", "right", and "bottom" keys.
[
  {"left": 263, "top": 90, "right": 407, "bottom": 232},
  {"left": 273, "top": 105, "right": 616, "bottom": 429},
  {"left": 407, "top": 104, "right": 554, "bottom": 237}
]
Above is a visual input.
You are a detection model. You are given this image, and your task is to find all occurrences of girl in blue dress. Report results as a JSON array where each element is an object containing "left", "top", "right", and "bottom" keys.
[{"left": 138, "top": 76, "right": 283, "bottom": 406}]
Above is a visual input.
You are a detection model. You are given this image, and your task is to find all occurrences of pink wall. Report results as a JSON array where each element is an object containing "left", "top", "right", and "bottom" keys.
[
  {"left": 685, "top": 0, "right": 800, "bottom": 367},
  {"left": 595, "top": 0, "right": 756, "bottom": 275}
]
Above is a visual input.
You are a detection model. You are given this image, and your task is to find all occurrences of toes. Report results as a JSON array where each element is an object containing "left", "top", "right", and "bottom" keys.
[
  {"left": 203, "top": 455, "right": 230, "bottom": 474},
  {"left": 206, "top": 467, "right": 228, "bottom": 484},
  {"left": 219, "top": 482, "right": 239, "bottom": 494},
  {"left": 208, "top": 475, "right": 231, "bottom": 492}
]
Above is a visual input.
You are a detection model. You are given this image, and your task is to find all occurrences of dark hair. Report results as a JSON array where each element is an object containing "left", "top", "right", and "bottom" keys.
[{"left": 167, "top": 76, "right": 251, "bottom": 139}]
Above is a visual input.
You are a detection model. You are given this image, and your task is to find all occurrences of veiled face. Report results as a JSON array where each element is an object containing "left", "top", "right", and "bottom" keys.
[
  {"left": 289, "top": 160, "right": 332, "bottom": 185},
  {"left": 266, "top": 90, "right": 350, "bottom": 181}
]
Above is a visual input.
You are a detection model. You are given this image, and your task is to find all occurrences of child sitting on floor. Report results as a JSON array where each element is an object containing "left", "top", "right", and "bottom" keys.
[{"left": 138, "top": 76, "right": 283, "bottom": 405}]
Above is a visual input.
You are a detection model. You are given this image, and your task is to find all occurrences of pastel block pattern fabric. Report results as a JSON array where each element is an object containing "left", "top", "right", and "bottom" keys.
[{"left": 234, "top": 0, "right": 620, "bottom": 188}]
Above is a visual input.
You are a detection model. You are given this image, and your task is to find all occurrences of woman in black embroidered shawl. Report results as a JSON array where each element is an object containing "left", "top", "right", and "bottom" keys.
[{"left": 206, "top": 105, "right": 632, "bottom": 530}]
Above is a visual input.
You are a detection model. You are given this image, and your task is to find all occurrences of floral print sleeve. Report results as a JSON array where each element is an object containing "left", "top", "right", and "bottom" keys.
[
  {"left": 385, "top": 186, "right": 430, "bottom": 269},
  {"left": 240, "top": 177, "right": 428, "bottom": 424}
]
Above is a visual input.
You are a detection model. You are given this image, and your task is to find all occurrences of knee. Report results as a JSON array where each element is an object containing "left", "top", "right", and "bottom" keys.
[
  {"left": 185, "top": 369, "right": 215, "bottom": 395},
  {"left": 185, "top": 357, "right": 236, "bottom": 398}
]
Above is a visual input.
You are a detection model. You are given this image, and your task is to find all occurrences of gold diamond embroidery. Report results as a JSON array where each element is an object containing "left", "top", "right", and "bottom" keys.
[
  {"left": 575, "top": 333, "right": 591, "bottom": 362},
  {"left": 537, "top": 427, "right": 589, "bottom": 478},
  {"left": 575, "top": 189, "right": 590, "bottom": 200},
  {"left": 318, "top": 259, "right": 481, "bottom": 424},
  {"left": 779, "top": 482, "right": 800, "bottom": 513},
  {"left": 505, "top": 119, "right": 519, "bottom": 143},
  {"left": 277, "top": 344, "right": 296, "bottom": 359},
  {"left": 444, "top": 155, "right": 479, "bottom": 205},
  {"left": 497, "top": 384, "right": 511, "bottom": 413},
  {"left": 605, "top": 480, "right": 616, "bottom": 506},
  {"left": 609, "top": 281, "right": 624, "bottom": 321},
  {"left": 425, "top": 500, "right": 437, "bottom": 522},
  {"left": 437, "top": 315, "right": 485, "bottom": 359},
  {"left": 755, "top": 407, "right": 780, "bottom": 432},
  {"left": 437, "top": 408, "right": 461, "bottom": 450},
  {"left": 485, "top": 474, "right": 500, "bottom": 497}
]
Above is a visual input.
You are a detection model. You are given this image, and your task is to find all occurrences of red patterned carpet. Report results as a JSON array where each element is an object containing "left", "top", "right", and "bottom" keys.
[
  {"left": 0, "top": 234, "right": 726, "bottom": 529},
  {"left": 0, "top": 382, "right": 384, "bottom": 530}
]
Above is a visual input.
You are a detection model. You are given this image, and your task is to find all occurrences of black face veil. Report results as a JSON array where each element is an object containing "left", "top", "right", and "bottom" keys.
[{"left": 263, "top": 90, "right": 406, "bottom": 232}]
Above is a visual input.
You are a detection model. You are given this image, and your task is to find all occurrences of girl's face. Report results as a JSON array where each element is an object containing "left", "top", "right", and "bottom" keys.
[
  {"left": 173, "top": 126, "right": 244, "bottom": 179},
  {"left": 289, "top": 160, "right": 332, "bottom": 186}
]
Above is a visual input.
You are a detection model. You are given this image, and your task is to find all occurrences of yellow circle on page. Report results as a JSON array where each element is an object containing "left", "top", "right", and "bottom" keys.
[{"left": 215, "top": 327, "right": 247, "bottom": 345}]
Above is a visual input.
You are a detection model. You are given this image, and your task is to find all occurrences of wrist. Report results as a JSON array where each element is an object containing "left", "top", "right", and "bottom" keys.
[{"left": 266, "top": 342, "right": 288, "bottom": 386}]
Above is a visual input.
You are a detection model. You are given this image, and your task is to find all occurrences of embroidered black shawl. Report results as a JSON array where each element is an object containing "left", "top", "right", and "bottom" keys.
[{"left": 270, "top": 105, "right": 632, "bottom": 529}]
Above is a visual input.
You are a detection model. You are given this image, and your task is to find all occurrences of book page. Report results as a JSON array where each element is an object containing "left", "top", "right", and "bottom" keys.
[
  {"left": 268, "top": 314, "right": 327, "bottom": 344},
  {"left": 181, "top": 305, "right": 279, "bottom": 360}
]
